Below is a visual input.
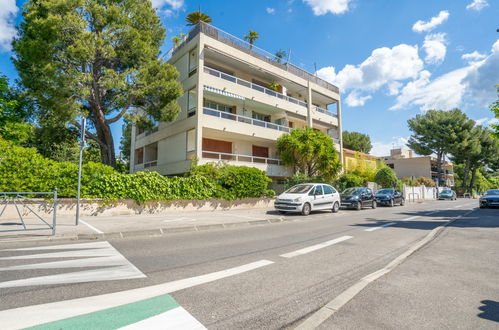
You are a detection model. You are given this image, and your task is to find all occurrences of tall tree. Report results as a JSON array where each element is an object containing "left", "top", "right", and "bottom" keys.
[
  {"left": 450, "top": 125, "right": 481, "bottom": 190},
  {"left": 244, "top": 30, "right": 259, "bottom": 48},
  {"left": 407, "top": 109, "right": 474, "bottom": 185},
  {"left": 490, "top": 85, "right": 499, "bottom": 139},
  {"left": 186, "top": 11, "right": 212, "bottom": 26},
  {"left": 342, "top": 131, "right": 372, "bottom": 153},
  {"left": 13, "top": 0, "right": 183, "bottom": 168},
  {"left": 0, "top": 76, "right": 33, "bottom": 145},
  {"left": 277, "top": 128, "right": 341, "bottom": 181},
  {"left": 466, "top": 127, "right": 499, "bottom": 191}
]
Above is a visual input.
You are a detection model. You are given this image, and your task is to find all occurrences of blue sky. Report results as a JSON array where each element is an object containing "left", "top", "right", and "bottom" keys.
[{"left": 1, "top": 0, "right": 498, "bottom": 156}]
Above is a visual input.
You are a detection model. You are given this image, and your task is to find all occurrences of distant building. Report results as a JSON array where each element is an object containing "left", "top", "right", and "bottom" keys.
[
  {"left": 342, "top": 148, "right": 381, "bottom": 172},
  {"left": 383, "top": 149, "right": 454, "bottom": 187}
]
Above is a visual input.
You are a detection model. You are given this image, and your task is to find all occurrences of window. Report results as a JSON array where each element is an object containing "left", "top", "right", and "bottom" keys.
[
  {"left": 134, "top": 148, "right": 144, "bottom": 165},
  {"left": 323, "top": 185, "right": 334, "bottom": 195},
  {"left": 188, "top": 88, "right": 197, "bottom": 112},
  {"left": 203, "top": 99, "right": 234, "bottom": 113},
  {"left": 314, "top": 185, "right": 323, "bottom": 195},
  {"left": 252, "top": 111, "right": 271, "bottom": 122},
  {"left": 186, "top": 129, "right": 195, "bottom": 152},
  {"left": 188, "top": 48, "right": 197, "bottom": 73}
]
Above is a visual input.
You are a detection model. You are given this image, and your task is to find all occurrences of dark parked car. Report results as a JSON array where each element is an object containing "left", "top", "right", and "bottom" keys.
[
  {"left": 479, "top": 189, "right": 499, "bottom": 208},
  {"left": 439, "top": 189, "right": 457, "bottom": 200},
  {"left": 341, "top": 187, "right": 376, "bottom": 210},
  {"left": 374, "top": 188, "right": 405, "bottom": 207}
]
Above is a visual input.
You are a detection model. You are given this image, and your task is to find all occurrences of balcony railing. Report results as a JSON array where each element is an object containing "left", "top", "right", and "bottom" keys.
[
  {"left": 204, "top": 67, "right": 309, "bottom": 108},
  {"left": 202, "top": 151, "right": 282, "bottom": 165},
  {"left": 144, "top": 160, "right": 157, "bottom": 168},
  {"left": 315, "top": 106, "right": 338, "bottom": 118},
  {"left": 203, "top": 107, "right": 291, "bottom": 133}
]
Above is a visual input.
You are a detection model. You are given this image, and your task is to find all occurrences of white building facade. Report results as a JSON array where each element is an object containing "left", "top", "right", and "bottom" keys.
[{"left": 131, "top": 23, "right": 342, "bottom": 185}]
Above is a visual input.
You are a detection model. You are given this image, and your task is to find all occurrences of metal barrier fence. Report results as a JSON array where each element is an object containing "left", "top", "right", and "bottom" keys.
[{"left": 0, "top": 190, "right": 58, "bottom": 235}]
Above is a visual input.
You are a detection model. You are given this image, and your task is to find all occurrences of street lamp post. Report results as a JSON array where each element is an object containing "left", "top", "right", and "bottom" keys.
[{"left": 76, "top": 118, "right": 87, "bottom": 226}]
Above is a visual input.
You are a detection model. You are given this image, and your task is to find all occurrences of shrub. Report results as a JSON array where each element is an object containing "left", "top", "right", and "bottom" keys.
[
  {"left": 401, "top": 177, "right": 416, "bottom": 186},
  {"left": 284, "top": 173, "right": 322, "bottom": 189},
  {"left": 415, "top": 176, "right": 436, "bottom": 187},
  {"left": 337, "top": 173, "right": 365, "bottom": 192},
  {"left": 374, "top": 167, "right": 398, "bottom": 188}
]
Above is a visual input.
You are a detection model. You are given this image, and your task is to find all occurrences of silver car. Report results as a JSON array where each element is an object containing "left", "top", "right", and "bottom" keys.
[{"left": 274, "top": 183, "right": 341, "bottom": 215}]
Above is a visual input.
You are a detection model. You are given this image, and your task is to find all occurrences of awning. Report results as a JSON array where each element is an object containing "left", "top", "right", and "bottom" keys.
[{"left": 203, "top": 85, "right": 245, "bottom": 100}]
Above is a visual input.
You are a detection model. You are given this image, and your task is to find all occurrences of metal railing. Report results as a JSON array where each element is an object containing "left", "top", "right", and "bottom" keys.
[
  {"left": 144, "top": 160, "right": 157, "bottom": 168},
  {"left": 202, "top": 151, "right": 282, "bottom": 165},
  {"left": 204, "top": 67, "right": 308, "bottom": 108},
  {"left": 203, "top": 108, "right": 292, "bottom": 133},
  {"left": 315, "top": 106, "right": 338, "bottom": 118},
  {"left": 0, "top": 190, "right": 57, "bottom": 235}
]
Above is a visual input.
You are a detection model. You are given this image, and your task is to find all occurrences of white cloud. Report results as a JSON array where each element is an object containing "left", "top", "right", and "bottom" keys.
[
  {"left": 0, "top": 0, "right": 18, "bottom": 52},
  {"left": 412, "top": 10, "right": 449, "bottom": 33},
  {"left": 371, "top": 137, "right": 409, "bottom": 157},
  {"left": 422, "top": 33, "right": 447, "bottom": 65},
  {"left": 345, "top": 91, "right": 372, "bottom": 107},
  {"left": 388, "top": 81, "right": 403, "bottom": 96},
  {"left": 151, "top": 0, "right": 184, "bottom": 10},
  {"left": 462, "top": 51, "right": 486, "bottom": 62},
  {"left": 317, "top": 44, "right": 423, "bottom": 93},
  {"left": 266, "top": 8, "right": 276, "bottom": 14},
  {"left": 466, "top": 0, "right": 489, "bottom": 11},
  {"left": 302, "top": 0, "right": 352, "bottom": 15},
  {"left": 475, "top": 117, "right": 499, "bottom": 127}
]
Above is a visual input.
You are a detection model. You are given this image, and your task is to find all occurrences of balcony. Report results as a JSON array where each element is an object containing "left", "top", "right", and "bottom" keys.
[
  {"left": 202, "top": 151, "right": 282, "bottom": 165},
  {"left": 203, "top": 107, "right": 291, "bottom": 132},
  {"left": 167, "top": 22, "right": 339, "bottom": 94}
]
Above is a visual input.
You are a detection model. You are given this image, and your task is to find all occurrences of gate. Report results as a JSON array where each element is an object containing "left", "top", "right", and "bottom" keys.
[{"left": 0, "top": 190, "right": 58, "bottom": 235}]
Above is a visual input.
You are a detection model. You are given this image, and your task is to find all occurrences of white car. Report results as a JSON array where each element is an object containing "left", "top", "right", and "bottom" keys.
[{"left": 274, "top": 183, "right": 341, "bottom": 215}]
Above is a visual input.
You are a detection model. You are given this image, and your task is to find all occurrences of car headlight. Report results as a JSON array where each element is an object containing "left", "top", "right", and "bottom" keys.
[
  {"left": 293, "top": 197, "right": 302, "bottom": 202},
  {"left": 348, "top": 196, "right": 359, "bottom": 201}
]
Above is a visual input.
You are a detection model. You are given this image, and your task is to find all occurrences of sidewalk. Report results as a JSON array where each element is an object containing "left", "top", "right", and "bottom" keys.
[
  {"left": 0, "top": 207, "right": 287, "bottom": 243},
  {"left": 319, "top": 207, "right": 499, "bottom": 330}
]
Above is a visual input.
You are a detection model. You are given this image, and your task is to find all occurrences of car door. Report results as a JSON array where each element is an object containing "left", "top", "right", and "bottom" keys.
[
  {"left": 394, "top": 190, "right": 402, "bottom": 203},
  {"left": 365, "top": 188, "right": 374, "bottom": 206},
  {"left": 322, "top": 185, "right": 334, "bottom": 208},
  {"left": 311, "top": 185, "right": 325, "bottom": 210},
  {"left": 330, "top": 186, "right": 340, "bottom": 207}
]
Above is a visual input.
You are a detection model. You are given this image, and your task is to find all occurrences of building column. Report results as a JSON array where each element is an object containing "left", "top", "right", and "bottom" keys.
[
  {"left": 129, "top": 124, "right": 136, "bottom": 174},
  {"left": 306, "top": 81, "right": 313, "bottom": 128},
  {"left": 195, "top": 34, "right": 205, "bottom": 161},
  {"left": 337, "top": 97, "right": 344, "bottom": 168}
]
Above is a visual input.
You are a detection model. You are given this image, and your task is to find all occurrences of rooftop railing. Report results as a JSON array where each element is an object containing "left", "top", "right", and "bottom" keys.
[
  {"left": 166, "top": 22, "right": 339, "bottom": 94},
  {"left": 203, "top": 107, "right": 291, "bottom": 133}
]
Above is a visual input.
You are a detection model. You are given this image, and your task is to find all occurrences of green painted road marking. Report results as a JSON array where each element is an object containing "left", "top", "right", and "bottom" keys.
[{"left": 24, "top": 294, "right": 179, "bottom": 330}]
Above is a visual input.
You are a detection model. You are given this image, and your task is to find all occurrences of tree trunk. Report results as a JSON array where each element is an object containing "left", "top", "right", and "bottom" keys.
[
  {"left": 461, "top": 158, "right": 471, "bottom": 190},
  {"left": 92, "top": 112, "right": 117, "bottom": 168},
  {"left": 468, "top": 166, "right": 478, "bottom": 192}
]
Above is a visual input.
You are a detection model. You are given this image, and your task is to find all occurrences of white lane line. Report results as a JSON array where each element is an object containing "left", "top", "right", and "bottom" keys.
[
  {"left": 364, "top": 222, "right": 397, "bottom": 232},
  {"left": 401, "top": 216, "right": 420, "bottom": 221},
  {"left": 118, "top": 307, "right": 206, "bottom": 330},
  {"left": 280, "top": 236, "right": 353, "bottom": 258},
  {"left": 80, "top": 219, "right": 104, "bottom": 234},
  {"left": 0, "top": 259, "right": 274, "bottom": 329}
]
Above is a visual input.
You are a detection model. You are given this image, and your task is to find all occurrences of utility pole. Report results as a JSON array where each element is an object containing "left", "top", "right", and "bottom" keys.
[{"left": 76, "top": 118, "right": 86, "bottom": 226}]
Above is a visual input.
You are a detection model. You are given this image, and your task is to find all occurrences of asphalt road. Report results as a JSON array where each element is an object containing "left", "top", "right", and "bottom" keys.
[{"left": 0, "top": 198, "right": 493, "bottom": 329}]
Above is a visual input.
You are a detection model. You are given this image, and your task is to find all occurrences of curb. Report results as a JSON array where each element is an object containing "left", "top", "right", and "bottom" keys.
[
  {"left": 0, "top": 215, "right": 289, "bottom": 244},
  {"left": 295, "top": 208, "right": 477, "bottom": 330}
]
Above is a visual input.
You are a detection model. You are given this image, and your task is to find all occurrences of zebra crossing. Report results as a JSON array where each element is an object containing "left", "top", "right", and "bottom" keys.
[{"left": 0, "top": 241, "right": 146, "bottom": 289}]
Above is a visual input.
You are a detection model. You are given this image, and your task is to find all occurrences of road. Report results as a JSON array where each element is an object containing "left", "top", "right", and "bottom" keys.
[{"left": 0, "top": 199, "right": 496, "bottom": 329}]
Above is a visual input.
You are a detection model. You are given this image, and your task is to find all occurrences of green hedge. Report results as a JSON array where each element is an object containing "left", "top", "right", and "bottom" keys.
[{"left": 0, "top": 138, "right": 274, "bottom": 201}]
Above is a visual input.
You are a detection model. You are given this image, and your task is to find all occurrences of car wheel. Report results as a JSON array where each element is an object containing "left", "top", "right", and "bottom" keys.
[
  {"left": 372, "top": 200, "right": 377, "bottom": 209},
  {"left": 356, "top": 202, "right": 362, "bottom": 211},
  {"left": 400, "top": 198, "right": 405, "bottom": 206},
  {"left": 479, "top": 204, "right": 485, "bottom": 209},
  {"left": 302, "top": 203, "right": 311, "bottom": 216},
  {"left": 389, "top": 199, "right": 394, "bottom": 207},
  {"left": 332, "top": 202, "right": 340, "bottom": 213}
]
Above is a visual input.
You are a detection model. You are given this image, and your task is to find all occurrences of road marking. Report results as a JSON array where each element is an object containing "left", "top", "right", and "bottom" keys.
[
  {"left": 295, "top": 208, "right": 477, "bottom": 330},
  {"left": 80, "top": 219, "right": 104, "bottom": 234},
  {"left": 401, "top": 216, "right": 420, "bottom": 221},
  {"left": 0, "top": 259, "right": 274, "bottom": 329},
  {"left": 163, "top": 218, "right": 197, "bottom": 223},
  {"left": 0, "top": 241, "right": 145, "bottom": 288},
  {"left": 119, "top": 306, "right": 206, "bottom": 330},
  {"left": 364, "top": 222, "right": 397, "bottom": 232},
  {"left": 280, "top": 236, "right": 353, "bottom": 258}
]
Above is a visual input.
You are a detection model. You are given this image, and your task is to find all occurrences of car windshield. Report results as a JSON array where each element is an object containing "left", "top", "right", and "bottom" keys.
[
  {"left": 485, "top": 189, "right": 499, "bottom": 196},
  {"left": 342, "top": 188, "right": 362, "bottom": 195},
  {"left": 442, "top": 190, "right": 452, "bottom": 194},
  {"left": 286, "top": 184, "right": 313, "bottom": 194},
  {"left": 376, "top": 189, "right": 394, "bottom": 194}
]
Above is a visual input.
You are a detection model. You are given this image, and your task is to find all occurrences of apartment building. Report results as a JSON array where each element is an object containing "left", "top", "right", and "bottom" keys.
[
  {"left": 342, "top": 148, "right": 381, "bottom": 172},
  {"left": 130, "top": 23, "right": 342, "bottom": 185},
  {"left": 383, "top": 149, "right": 455, "bottom": 187}
]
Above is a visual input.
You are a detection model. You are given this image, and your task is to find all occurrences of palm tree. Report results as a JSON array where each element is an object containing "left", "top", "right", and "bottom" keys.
[
  {"left": 244, "top": 30, "right": 259, "bottom": 48},
  {"left": 172, "top": 36, "right": 182, "bottom": 47},
  {"left": 275, "top": 49, "right": 287, "bottom": 63},
  {"left": 186, "top": 11, "right": 213, "bottom": 26}
]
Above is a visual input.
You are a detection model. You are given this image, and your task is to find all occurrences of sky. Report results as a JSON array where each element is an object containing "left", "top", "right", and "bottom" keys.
[{"left": 0, "top": 0, "right": 498, "bottom": 157}]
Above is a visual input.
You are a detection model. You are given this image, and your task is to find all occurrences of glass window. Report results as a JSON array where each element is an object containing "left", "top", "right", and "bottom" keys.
[
  {"left": 323, "top": 185, "right": 334, "bottom": 195},
  {"left": 314, "top": 185, "right": 323, "bottom": 195},
  {"left": 286, "top": 184, "right": 313, "bottom": 194},
  {"left": 252, "top": 111, "right": 271, "bottom": 122},
  {"left": 188, "top": 48, "right": 197, "bottom": 72},
  {"left": 186, "top": 129, "right": 195, "bottom": 152},
  {"left": 203, "top": 99, "right": 233, "bottom": 113},
  {"left": 188, "top": 88, "right": 197, "bottom": 111}
]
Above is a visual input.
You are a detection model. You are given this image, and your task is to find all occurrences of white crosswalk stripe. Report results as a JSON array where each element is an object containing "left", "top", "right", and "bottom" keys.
[{"left": 0, "top": 241, "right": 145, "bottom": 289}]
